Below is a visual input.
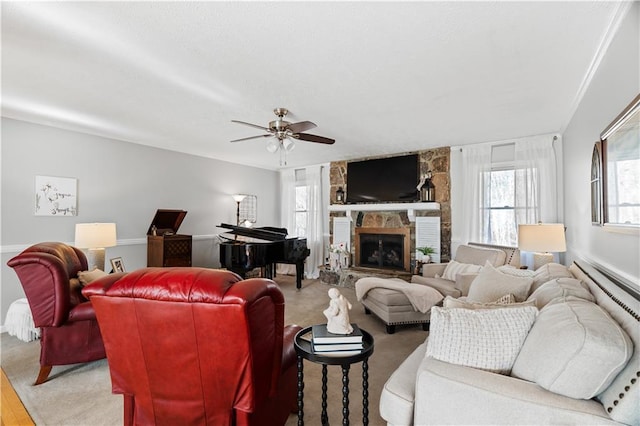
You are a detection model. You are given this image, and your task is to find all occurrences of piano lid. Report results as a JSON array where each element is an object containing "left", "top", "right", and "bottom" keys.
[{"left": 217, "top": 223, "right": 288, "bottom": 241}]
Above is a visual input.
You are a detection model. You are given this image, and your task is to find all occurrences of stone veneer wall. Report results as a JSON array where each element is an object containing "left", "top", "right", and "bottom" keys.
[{"left": 329, "top": 147, "right": 451, "bottom": 264}]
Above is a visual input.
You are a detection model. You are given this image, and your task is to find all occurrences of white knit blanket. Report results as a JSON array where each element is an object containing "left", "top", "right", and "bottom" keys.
[
  {"left": 5, "top": 298, "right": 40, "bottom": 342},
  {"left": 355, "top": 277, "right": 444, "bottom": 313}
]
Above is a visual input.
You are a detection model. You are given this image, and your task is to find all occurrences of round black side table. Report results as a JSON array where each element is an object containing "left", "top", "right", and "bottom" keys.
[{"left": 294, "top": 325, "right": 374, "bottom": 426}]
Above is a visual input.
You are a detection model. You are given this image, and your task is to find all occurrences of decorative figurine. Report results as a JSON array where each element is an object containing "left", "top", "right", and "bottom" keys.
[{"left": 323, "top": 288, "right": 353, "bottom": 334}]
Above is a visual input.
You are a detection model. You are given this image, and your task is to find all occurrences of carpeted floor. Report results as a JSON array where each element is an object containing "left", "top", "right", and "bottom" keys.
[{"left": 1, "top": 275, "right": 428, "bottom": 425}]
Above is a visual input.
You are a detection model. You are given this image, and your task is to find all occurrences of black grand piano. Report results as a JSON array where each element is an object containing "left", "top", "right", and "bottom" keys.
[{"left": 218, "top": 223, "right": 310, "bottom": 289}]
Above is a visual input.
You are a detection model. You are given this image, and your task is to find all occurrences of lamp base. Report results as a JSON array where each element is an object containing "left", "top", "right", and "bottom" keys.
[
  {"left": 87, "top": 248, "right": 106, "bottom": 271},
  {"left": 533, "top": 252, "right": 553, "bottom": 270}
]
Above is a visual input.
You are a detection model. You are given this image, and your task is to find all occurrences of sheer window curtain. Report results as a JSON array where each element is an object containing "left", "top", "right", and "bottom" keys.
[
  {"left": 460, "top": 145, "right": 493, "bottom": 245},
  {"left": 514, "top": 136, "right": 559, "bottom": 266},
  {"left": 278, "top": 169, "right": 297, "bottom": 276},
  {"left": 514, "top": 136, "right": 558, "bottom": 224},
  {"left": 304, "top": 165, "right": 324, "bottom": 278},
  {"left": 278, "top": 166, "right": 325, "bottom": 279}
]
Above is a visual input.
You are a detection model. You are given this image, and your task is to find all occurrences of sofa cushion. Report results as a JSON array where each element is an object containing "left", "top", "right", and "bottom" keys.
[
  {"left": 426, "top": 305, "right": 537, "bottom": 374},
  {"left": 527, "top": 277, "right": 594, "bottom": 309},
  {"left": 467, "top": 262, "right": 533, "bottom": 303},
  {"left": 531, "top": 263, "right": 573, "bottom": 292},
  {"left": 511, "top": 299, "right": 633, "bottom": 399},
  {"left": 441, "top": 260, "right": 483, "bottom": 281},
  {"left": 455, "top": 244, "right": 506, "bottom": 267}
]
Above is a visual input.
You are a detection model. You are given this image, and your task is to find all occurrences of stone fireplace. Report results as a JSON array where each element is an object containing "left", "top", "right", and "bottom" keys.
[{"left": 355, "top": 227, "right": 411, "bottom": 271}]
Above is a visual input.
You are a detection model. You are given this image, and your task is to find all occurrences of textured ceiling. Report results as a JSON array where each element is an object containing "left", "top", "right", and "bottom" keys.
[{"left": 1, "top": 1, "right": 627, "bottom": 170}]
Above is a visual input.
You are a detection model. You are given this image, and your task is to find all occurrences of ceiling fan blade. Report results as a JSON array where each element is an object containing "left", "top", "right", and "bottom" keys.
[
  {"left": 295, "top": 133, "right": 335, "bottom": 145},
  {"left": 230, "top": 134, "right": 272, "bottom": 143},
  {"left": 231, "top": 120, "right": 272, "bottom": 132},
  {"left": 287, "top": 121, "right": 317, "bottom": 133}
]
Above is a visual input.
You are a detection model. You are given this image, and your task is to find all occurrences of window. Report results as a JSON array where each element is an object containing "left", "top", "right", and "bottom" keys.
[
  {"left": 294, "top": 184, "right": 308, "bottom": 237},
  {"left": 602, "top": 94, "right": 640, "bottom": 228},
  {"left": 482, "top": 166, "right": 540, "bottom": 246},
  {"left": 591, "top": 142, "right": 603, "bottom": 225},
  {"left": 485, "top": 168, "right": 517, "bottom": 246}
]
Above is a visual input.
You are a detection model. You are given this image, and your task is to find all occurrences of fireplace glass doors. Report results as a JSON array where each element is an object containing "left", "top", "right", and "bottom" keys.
[{"left": 355, "top": 228, "right": 411, "bottom": 271}]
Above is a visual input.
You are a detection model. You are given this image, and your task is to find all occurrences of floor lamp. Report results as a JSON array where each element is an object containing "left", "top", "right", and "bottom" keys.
[
  {"left": 518, "top": 223, "right": 566, "bottom": 270},
  {"left": 232, "top": 194, "right": 246, "bottom": 226},
  {"left": 75, "top": 223, "right": 117, "bottom": 271}
]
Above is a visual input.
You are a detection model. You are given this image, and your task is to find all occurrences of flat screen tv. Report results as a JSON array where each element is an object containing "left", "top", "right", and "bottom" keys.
[{"left": 346, "top": 154, "right": 419, "bottom": 203}]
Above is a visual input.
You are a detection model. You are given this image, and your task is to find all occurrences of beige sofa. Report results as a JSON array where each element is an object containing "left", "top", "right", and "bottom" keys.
[
  {"left": 379, "top": 260, "right": 639, "bottom": 425},
  {"left": 359, "top": 243, "right": 520, "bottom": 334}
]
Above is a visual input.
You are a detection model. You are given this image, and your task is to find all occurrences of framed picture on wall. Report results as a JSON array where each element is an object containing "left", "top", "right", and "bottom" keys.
[{"left": 34, "top": 175, "right": 78, "bottom": 216}]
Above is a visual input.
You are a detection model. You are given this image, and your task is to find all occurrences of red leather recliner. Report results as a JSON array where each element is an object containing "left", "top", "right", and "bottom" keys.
[
  {"left": 82, "top": 267, "right": 302, "bottom": 426},
  {"left": 7, "top": 242, "right": 107, "bottom": 385}
]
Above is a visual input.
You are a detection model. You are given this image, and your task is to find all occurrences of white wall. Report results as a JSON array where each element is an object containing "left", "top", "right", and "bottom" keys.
[
  {"left": 563, "top": 2, "right": 639, "bottom": 287},
  {"left": 1, "top": 118, "right": 280, "bottom": 322}
]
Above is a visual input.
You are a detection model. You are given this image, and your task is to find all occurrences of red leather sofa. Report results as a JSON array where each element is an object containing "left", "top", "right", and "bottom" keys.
[
  {"left": 82, "top": 267, "right": 302, "bottom": 426},
  {"left": 7, "top": 242, "right": 107, "bottom": 384}
]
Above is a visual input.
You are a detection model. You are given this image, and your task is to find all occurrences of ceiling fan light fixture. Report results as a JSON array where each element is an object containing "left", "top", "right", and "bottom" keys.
[
  {"left": 266, "top": 138, "right": 279, "bottom": 153},
  {"left": 282, "top": 137, "right": 295, "bottom": 152}
]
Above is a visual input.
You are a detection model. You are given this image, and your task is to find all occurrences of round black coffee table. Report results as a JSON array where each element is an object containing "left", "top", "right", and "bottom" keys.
[{"left": 294, "top": 325, "right": 374, "bottom": 426}]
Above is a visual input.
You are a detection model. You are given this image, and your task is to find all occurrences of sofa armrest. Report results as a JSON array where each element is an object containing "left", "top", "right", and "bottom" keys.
[
  {"left": 421, "top": 263, "right": 447, "bottom": 278},
  {"left": 414, "top": 357, "right": 616, "bottom": 425}
]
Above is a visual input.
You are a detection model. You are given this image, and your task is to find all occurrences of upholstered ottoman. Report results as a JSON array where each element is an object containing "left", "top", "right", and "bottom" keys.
[{"left": 356, "top": 277, "right": 443, "bottom": 334}]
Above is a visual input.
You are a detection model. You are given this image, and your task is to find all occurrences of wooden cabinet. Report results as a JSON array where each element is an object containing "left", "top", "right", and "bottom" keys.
[{"left": 147, "top": 209, "right": 192, "bottom": 267}]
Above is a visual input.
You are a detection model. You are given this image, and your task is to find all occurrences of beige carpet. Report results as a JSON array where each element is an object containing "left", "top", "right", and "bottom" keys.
[{"left": 1, "top": 275, "right": 428, "bottom": 425}]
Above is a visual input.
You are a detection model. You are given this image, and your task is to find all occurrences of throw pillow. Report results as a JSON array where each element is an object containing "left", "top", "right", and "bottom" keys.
[
  {"left": 526, "top": 277, "right": 594, "bottom": 309},
  {"left": 531, "top": 263, "right": 572, "bottom": 292},
  {"left": 466, "top": 262, "right": 533, "bottom": 303},
  {"left": 441, "top": 260, "right": 483, "bottom": 282},
  {"left": 443, "top": 295, "right": 536, "bottom": 310},
  {"left": 453, "top": 273, "right": 478, "bottom": 297},
  {"left": 511, "top": 299, "right": 633, "bottom": 399},
  {"left": 78, "top": 268, "right": 108, "bottom": 285},
  {"left": 497, "top": 265, "right": 536, "bottom": 278},
  {"left": 426, "top": 305, "right": 538, "bottom": 374}
]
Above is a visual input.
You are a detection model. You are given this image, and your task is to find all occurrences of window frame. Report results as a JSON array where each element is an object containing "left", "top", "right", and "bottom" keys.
[{"left": 600, "top": 93, "right": 640, "bottom": 232}]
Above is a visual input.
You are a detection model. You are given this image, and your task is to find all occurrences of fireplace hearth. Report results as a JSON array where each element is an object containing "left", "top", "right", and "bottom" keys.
[{"left": 355, "top": 227, "right": 411, "bottom": 272}]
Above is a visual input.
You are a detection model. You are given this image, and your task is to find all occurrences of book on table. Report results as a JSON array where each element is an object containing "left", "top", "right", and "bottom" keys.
[
  {"left": 311, "top": 323, "right": 363, "bottom": 344},
  {"left": 313, "top": 342, "right": 364, "bottom": 352},
  {"left": 313, "top": 349, "right": 363, "bottom": 357}
]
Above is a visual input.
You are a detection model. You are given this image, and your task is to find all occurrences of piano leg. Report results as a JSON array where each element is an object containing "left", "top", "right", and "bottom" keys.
[{"left": 295, "top": 261, "right": 304, "bottom": 289}]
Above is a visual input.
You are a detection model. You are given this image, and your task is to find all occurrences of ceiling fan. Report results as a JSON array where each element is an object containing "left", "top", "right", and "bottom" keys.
[{"left": 231, "top": 108, "right": 335, "bottom": 164}]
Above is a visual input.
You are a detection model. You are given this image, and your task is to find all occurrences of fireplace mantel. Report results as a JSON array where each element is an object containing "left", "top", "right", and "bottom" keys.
[{"left": 328, "top": 202, "right": 440, "bottom": 222}]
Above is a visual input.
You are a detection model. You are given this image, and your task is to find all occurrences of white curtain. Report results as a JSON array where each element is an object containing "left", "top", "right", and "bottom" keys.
[
  {"left": 460, "top": 144, "right": 493, "bottom": 245},
  {"left": 514, "top": 136, "right": 559, "bottom": 266},
  {"left": 514, "top": 136, "right": 558, "bottom": 224},
  {"left": 278, "top": 169, "right": 297, "bottom": 275},
  {"left": 304, "top": 165, "right": 324, "bottom": 278},
  {"left": 278, "top": 166, "right": 325, "bottom": 279}
]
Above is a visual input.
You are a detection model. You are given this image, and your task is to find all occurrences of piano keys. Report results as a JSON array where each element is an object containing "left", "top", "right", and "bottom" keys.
[{"left": 218, "top": 223, "right": 310, "bottom": 289}]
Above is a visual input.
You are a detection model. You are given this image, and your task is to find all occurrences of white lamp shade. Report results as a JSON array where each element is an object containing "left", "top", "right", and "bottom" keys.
[
  {"left": 74, "top": 223, "right": 117, "bottom": 249},
  {"left": 518, "top": 223, "right": 566, "bottom": 253},
  {"left": 232, "top": 194, "right": 246, "bottom": 203},
  {"left": 266, "top": 138, "right": 279, "bottom": 153},
  {"left": 282, "top": 137, "right": 295, "bottom": 152}
]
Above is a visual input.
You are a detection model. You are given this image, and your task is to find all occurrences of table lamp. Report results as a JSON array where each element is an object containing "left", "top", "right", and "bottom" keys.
[
  {"left": 518, "top": 223, "right": 566, "bottom": 270},
  {"left": 232, "top": 194, "right": 246, "bottom": 226},
  {"left": 75, "top": 223, "right": 117, "bottom": 271}
]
